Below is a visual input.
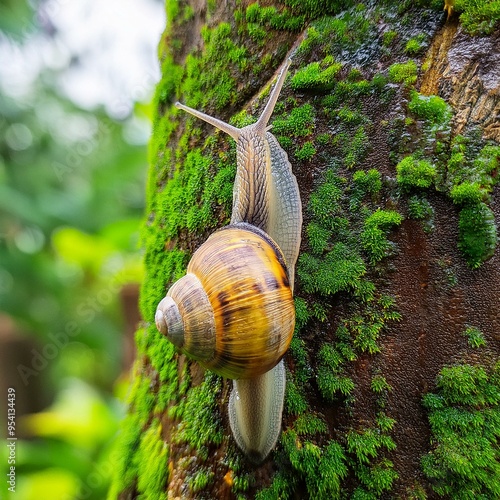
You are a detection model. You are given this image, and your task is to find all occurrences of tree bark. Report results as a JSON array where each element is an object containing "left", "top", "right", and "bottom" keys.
[{"left": 110, "top": 2, "right": 500, "bottom": 499}]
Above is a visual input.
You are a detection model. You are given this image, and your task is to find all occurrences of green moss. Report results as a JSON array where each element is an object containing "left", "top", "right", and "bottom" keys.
[
  {"left": 290, "top": 60, "right": 342, "bottom": 91},
  {"left": 376, "top": 412, "right": 396, "bottom": 433},
  {"left": 318, "top": 343, "right": 345, "bottom": 372},
  {"left": 296, "top": 4, "right": 377, "bottom": 59},
  {"left": 298, "top": 24, "right": 321, "bottom": 54},
  {"left": 371, "top": 375, "right": 392, "bottom": 394},
  {"left": 295, "top": 141, "right": 317, "bottom": 161},
  {"left": 438, "top": 364, "right": 494, "bottom": 405},
  {"left": 246, "top": 22, "right": 267, "bottom": 44},
  {"left": 422, "top": 362, "right": 500, "bottom": 497},
  {"left": 244, "top": 2, "right": 306, "bottom": 32},
  {"left": 352, "top": 169, "right": 382, "bottom": 195},
  {"left": 283, "top": 0, "right": 350, "bottom": 18},
  {"left": 165, "top": 0, "right": 180, "bottom": 29},
  {"left": 136, "top": 420, "right": 169, "bottom": 499},
  {"left": 175, "top": 372, "right": 224, "bottom": 451},
  {"left": 321, "top": 80, "right": 372, "bottom": 112},
  {"left": 155, "top": 57, "right": 183, "bottom": 107},
  {"left": 343, "top": 126, "right": 370, "bottom": 169},
  {"left": 350, "top": 169, "right": 382, "bottom": 211},
  {"left": 285, "top": 378, "right": 309, "bottom": 415},
  {"left": 462, "top": 326, "right": 487, "bottom": 348},
  {"left": 407, "top": 195, "right": 433, "bottom": 220},
  {"left": 388, "top": 60, "right": 418, "bottom": 85},
  {"left": 316, "top": 132, "right": 331, "bottom": 145},
  {"left": 344, "top": 297, "right": 402, "bottom": 354},
  {"left": 280, "top": 432, "right": 348, "bottom": 499},
  {"left": 336, "top": 106, "right": 365, "bottom": 125},
  {"left": 187, "top": 469, "right": 215, "bottom": 493},
  {"left": 295, "top": 159, "right": 401, "bottom": 430},
  {"left": 298, "top": 244, "right": 367, "bottom": 295},
  {"left": 307, "top": 169, "right": 345, "bottom": 225},
  {"left": 361, "top": 210, "right": 403, "bottom": 264},
  {"left": 158, "top": 366, "right": 189, "bottom": 415},
  {"left": 272, "top": 103, "right": 315, "bottom": 137},
  {"left": 474, "top": 144, "right": 500, "bottom": 180},
  {"left": 382, "top": 30, "right": 397, "bottom": 47},
  {"left": 109, "top": 412, "right": 144, "bottom": 495},
  {"left": 450, "top": 181, "right": 487, "bottom": 205},
  {"left": 458, "top": 203, "right": 497, "bottom": 268},
  {"left": 317, "top": 368, "right": 356, "bottom": 400},
  {"left": 131, "top": 372, "right": 157, "bottom": 415},
  {"left": 455, "top": 0, "right": 500, "bottom": 34},
  {"left": 396, "top": 156, "right": 436, "bottom": 190},
  {"left": 446, "top": 140, "right": 499, "bottom": 199},
  {"left": 405, "top": 34, "right": 427, "bottom": 55},
  {"left": 289, "top": 334, "right": 311, "bottom": 384},
  {"left": 347, "top": 421, "right": 398, "bottom": 496},
  {"left": 317, "top": 339, "right": 357, "bottom": 401},
  {"left": 394, "top": 93, "right": 497, "bottom": 268},
  {"left": 316, "top": 295, "right": 400, "bottom": 403},
  {"left": 307, "top": 222, "right": 331, "bottom": 254},
  {"left": 294, "top": 413, "right": 329, "bottom": 436},
  {"left": 293, "top": 296, "right": 310, "bottom": 330},
  {"left": 408, "top": 91, "right": 452, "bottom": 125},
  {"left": 353, "top": 460, "right": 399, "bottom": 497},
  {"left": 255, "top": 471, "right": 296, "bottom": 500},
  {"left": 405, "top": 483, "right": 429, "bottom": 500},
  {"left": 175, "top": 22, "right": 252, "bottom": 110}
]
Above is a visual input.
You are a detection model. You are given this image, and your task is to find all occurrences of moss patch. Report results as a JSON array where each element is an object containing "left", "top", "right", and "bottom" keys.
[
  {"left": 136, "top": 420, "right": 169, "bottom": 498},
  {"left": 174, "top": 373, "right": 224, "bottom": 454},
  {"left": 396, "top": 156, "right": 436, "bottom": 190},
  {"left": 391, "top": 83, "right": 498, "bottom": 267},
  {"left": 462, "top": 326, "right": 487, "bottom": 349},
  {"left": 388, "top": 61, "right": 418, "bottom": 85},
  {"left": 422, "top": 362, "right": 500, "bottom": 497},
  {"left": 290, "top": 58, "right": 342, "bottom": 92},
  {"left": 455, "top": 0, "right": 500, "bottom": 34}
]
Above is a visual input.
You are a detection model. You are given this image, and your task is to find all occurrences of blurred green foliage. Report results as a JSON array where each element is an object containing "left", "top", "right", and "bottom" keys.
[{"left": 0, "top": 3, "right": 148, "bottom": 498}]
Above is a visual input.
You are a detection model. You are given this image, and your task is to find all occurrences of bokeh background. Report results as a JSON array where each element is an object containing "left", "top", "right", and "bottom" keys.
[{"left": 0, "top": 0, "right": 164, "bottom": 498}]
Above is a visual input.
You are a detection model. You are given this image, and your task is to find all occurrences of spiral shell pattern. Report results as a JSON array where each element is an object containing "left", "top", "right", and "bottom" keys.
[{"left": 157, "top": 223, "right": 295, "bottom": 380}]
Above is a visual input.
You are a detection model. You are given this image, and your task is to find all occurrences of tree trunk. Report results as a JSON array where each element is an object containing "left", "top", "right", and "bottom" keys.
[{"left": 110, "top": 1, "right": 500, "bottom": 499}]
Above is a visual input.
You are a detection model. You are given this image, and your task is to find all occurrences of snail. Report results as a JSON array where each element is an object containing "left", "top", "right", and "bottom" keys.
[{"left": 155, "top": 58, "right": 302, "bottom": 462}]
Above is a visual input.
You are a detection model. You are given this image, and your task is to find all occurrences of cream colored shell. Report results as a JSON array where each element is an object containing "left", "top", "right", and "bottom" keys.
[{"left": 156, "top": 224, "right": 295, "bottom": 380}]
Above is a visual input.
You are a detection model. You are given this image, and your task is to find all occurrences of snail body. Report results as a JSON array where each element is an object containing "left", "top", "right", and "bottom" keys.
[{"left": 156, "top": 59, "right": 302, "bottom": 462}]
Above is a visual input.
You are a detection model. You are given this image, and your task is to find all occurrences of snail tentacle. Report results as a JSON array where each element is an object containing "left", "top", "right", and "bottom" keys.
[
  {"left": 175, "top": 102, "right": 240, "bottom": 141},
  {"left": 254, "top": 58, "right": 291, "bottom": 134}
]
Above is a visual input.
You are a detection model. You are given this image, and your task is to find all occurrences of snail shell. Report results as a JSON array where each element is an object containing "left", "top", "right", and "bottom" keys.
[{"left": 155, "top": 223, "right": 295, "bottom": 379}]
